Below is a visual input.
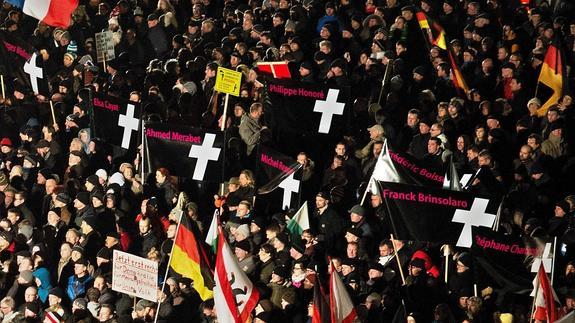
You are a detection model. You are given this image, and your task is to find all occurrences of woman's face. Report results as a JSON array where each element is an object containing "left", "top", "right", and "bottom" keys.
[
  {"left": 239, "top": 173, "right": 249, "bottom": 186},
  {"left": 475, "top": 127, "right": 485, "bottom": 139},
  {"left": 457, "top": 137, "right": 465, "bottom": 151},
  {"left": 234, "top": 106, "right": 244, "bottom": 117},
  {"left": 438, "top": 106, "right": 447, "bottom": 117},
  {"left": 123, "top": 167, "right": 134, "bottom": 179},
  {"left": 156, "top": 171, "right": 165, "bottom": 184}
]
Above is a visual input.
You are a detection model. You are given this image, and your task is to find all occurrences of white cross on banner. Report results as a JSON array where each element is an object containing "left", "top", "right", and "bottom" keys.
[
  {"left": 452, "top": 198, "right": 496, "bottom": 248},
  {"left": 118, "top": 104, "right": 139, "bottom": 149},
  {"left": 188, "top": 133, "right": 221, "bottom": 181},
  {"left": 24, "top": 52, "right": 43, "bottom": 94},
  {"left": 531, "top": 242, "right": 553, "bottom": 273},
  {"left": 278, "top": 172, "right": 300, "bottom": 210},
  {"left": 313, "top": 89, "right": 345, "bottom": 134}
]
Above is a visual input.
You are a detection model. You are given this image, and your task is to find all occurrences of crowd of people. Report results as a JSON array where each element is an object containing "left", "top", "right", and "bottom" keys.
[{"left": 1, "top": 0, "right": 575, "bottom": 322}]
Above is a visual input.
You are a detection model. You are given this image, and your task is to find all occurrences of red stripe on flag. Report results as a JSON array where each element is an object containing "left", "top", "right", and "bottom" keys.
[
  {"left": 174, "top": 220, "right": 200, "bottom": 263},
  {"left": 44, "top": 0, "right": 79, "bottom": 28},
  {"left": 215, "top": 229, "right": 239, "bottom": 320}
]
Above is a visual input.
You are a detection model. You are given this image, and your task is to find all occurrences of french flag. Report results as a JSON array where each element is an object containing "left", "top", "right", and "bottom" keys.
[{"left": 6, "top": 0, "right": 79, "bottom": 28}]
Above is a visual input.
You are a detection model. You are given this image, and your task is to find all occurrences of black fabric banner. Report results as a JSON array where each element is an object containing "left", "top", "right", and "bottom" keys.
[
  {"left": 145, "top": 122, "right": 224, "bottom": 182},
  {"left": 265, "top": 78, "right": 351, "bottom": 136},
  {"left": 372, "top": 141, "right": 445, "bottom": 187},
  {"left": 0, "top": 30, "right": 41, "bottom": 94},
  {"left": 378, "top": 181, "right": 535, "bottom": 292},
  {"left": 92, "top": 95, "right": 142, "bottom": 151},
  {"left": 256, "top": 146, "right": 302, "bottom": 211}
]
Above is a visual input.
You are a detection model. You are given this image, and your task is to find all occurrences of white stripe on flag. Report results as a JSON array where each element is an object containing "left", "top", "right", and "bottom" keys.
[{"left": 23, "top": 0, "right": 50, "bottom": 21}]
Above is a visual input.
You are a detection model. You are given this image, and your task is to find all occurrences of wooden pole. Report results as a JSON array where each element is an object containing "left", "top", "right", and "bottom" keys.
[
  {"left": 49, "top": 100, "right": 57, "bottom": 126},
  {"left": 443, "top": 245, "right": 450, "bottom": 284},
  {"left": 390, "top": 234, "right": 406, "bottom": 285},
  {"left": 0, "top": 75, "right": 5, "bottom": 102},
  {"left": 221, "top": 93, "right": 229, "bottom": 131},
  {"left": 103, "top": 52, "right": 107, "bottom": 72},
  {"left": 530, "top": 275, "right": 540, "bottom": 322},
  {"left": 551, "top": 236, "right": 558, "bottom": 285}
]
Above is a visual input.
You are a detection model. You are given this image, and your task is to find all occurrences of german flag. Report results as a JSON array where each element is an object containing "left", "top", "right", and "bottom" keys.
[
  {"left": 448, "top": 50, "right": 470, "bottom": 95},
  {"left": 432, "top": 28, "right": 447, "bottom": 50},
  {"left": 537, "top": 44, "right": 563, "bottom": 117},
  {"left": 416, "top": 12, "right": 430, "bottom": 30},
  {"left": 170, "top": 214, "right": 214, "bottom": 300}
]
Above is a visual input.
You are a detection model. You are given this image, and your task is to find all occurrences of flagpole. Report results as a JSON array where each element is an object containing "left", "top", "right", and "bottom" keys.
[
  {"left": 530, "top": 273, "right": 540, "bottom": 322},
  {"left": 390, "top": 234, "right": 406, "bottom": 285},
  {"left": 153, "top": 216, "right": 183, "bottom": 323},
  {"left": 551, "top": 236, "right": 557, "bottom": 285}
]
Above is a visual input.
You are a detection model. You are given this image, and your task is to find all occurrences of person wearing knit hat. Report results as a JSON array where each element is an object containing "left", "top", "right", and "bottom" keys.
[
  {"left": 85, "top": 175, "right": 101, "bottom": 192},
  {"left": 234, "top": 224, "right": 250, "bottom": 241},
  {"left": 235, "top": 239, "right": 255, "bottom": 275},
  {"left": 75, "top": 192, "right": 90, "bottom": 207}
]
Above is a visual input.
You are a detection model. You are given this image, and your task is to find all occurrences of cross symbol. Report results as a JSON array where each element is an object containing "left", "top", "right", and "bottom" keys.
[
  {"left": 278, "top": 172, "right": 300, "bottom": 210},
  {"left": 452, "top": 198, "right": 496, "bottom": 248},
  {"left": 531, "top": 242, "right": 552, "bottom": 273},
  {"left": 24, "top": 52, "right": 43, "bottom": 94},
  {"left": 313, "top": 89, "right": 345, "bottom": 134},
  {"left": 188, "top": 133, "right": 221, "bottom": 181},
  {"left": 118, "top": 104, "right": 139, "bottom": 149}
]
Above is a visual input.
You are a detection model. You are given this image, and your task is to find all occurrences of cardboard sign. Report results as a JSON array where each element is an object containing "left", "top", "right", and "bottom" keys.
[
  {"left": 112, "top": 250, "right": 158, "bottom": 302},
  {"left": 95, "top": 31, "right": 115, "bottom": 63},
  {"left": 214, "top": 66, "right": 242, "bottom": 96}
]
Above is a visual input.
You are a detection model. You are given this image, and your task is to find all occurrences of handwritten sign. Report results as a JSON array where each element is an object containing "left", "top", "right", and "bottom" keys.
[
  {"left": 95, "top": 31, "right": 115, "bottom": 63},
  {"left": 214, "top": 66, "right": 242, "bottom": 96},
  {"left": 112, "top": 250, "right": 158, "bottom": 302}
]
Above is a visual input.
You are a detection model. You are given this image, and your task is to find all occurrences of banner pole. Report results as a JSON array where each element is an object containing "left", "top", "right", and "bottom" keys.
[
  {"left": 360, "top": 177, "right": 372, "bottom": 206},
  {"left": 141, "top": 119, "right": 146, "bottom": 182},
  {"left": 1, "top": 75, "right": 5, "bottom": 102},
  {"left": 551, "top": 236, "right": 557, "bottom": 285},
  {"left": 220, "top": 93, "right": 229, "bottom": 131},
  {"left": 49, "top": 100, "right": 57, "bottom": 126},
  {"left": 103, "top": 52, "right": 107, "bottom": 73},
  {"left": 390, "top": 234, "right": 406, "bottom": 286},
  {"left": 443, "top": 245, "right": 450, "bottom": 284},
  {"left": 153, "top": 216, "right": 183, "bottom": 323}
]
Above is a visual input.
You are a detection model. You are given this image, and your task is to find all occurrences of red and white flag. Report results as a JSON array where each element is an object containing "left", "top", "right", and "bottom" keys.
[
  {"left": 256, "top": 61, "right": 292, "bottom": 79},
  {"left": 532, "top": 263, "right": 559, "bottom": 322},
  {"left": 329, "top": 261, "right": 357, "bottom": 323},
  {"left": 214, "top": 228, "right": 259, "bottom": 323}
]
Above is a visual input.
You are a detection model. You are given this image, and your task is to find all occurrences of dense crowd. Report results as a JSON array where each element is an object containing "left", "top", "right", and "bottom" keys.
[{"left": 1, "top": 0, "right": 575, "bottom": 322}]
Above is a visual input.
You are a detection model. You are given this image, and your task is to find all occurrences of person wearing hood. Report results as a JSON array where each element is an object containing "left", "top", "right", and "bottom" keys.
[{"left": 33, "top": 266, "right": 52, "bottom": 304}]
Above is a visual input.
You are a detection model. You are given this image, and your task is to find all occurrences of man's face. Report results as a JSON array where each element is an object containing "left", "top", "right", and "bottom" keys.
[
  {"left": 74, "top": 263, "right": 86, "bottom": 275},
  {"left": 519, "top": 146, "right": 532, "bottom": 161},
  {"left": 478, "top": 155, "right": 490, "bottom": 166},
  {"left": 407, "top": 113, "right": 419, "bottom": 127},
  {"left": 379, "top": 244, "right": 392, "bottom": 256},
  {"left": 315, "top": 196, "right": 327, "bottom": 209},
  {"left": 419, "top": 123, "right": 430, "bottom": 134},
  {"left": 139, "top": 221, "right": 150, "bottom": 234},
  {"left": 335, "top": 144, "right": 346, "bottom": 156},
  {"left": 373, "top": 143, "right": 383, "bottom": 157},
  {"left": 428, "top": 140, "right": 439, "bottom": 154},
  {"left": 371, "top": 194, "right": 382, "bottom": 207},
  {"left": 527, "top": 137, "right": 539, "bottom": 150},
  {"left": 237, "top": 204, "right": 249, "bottom": 217},
  {"left": 48, "top": 295, "right": 60, "bottom": 306},
  {"left": 24, "top": 289, "right": 37, "bottom": 302}
]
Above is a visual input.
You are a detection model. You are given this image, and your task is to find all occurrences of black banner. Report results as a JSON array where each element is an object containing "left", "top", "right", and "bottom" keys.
[
  {"left": 266, "top": 78, "right": 351, "bottom": 136},
  {"left": 372, "top": 141, "right": 445, "bottom": 187},
  {"left": 256, "top": 146, "right": 302, "bottom": 211},
  {"left": 145, "top": 122, "right": 224, "bottom": 182},
  {"left": 92, "top": 95, "right": 141, "bottom": 151},
  {"left": 0, "top": 30, "right": 35, "bottom": 93},
  {"left": 379, "top": 180, "right": 535, "bottom": 291}
]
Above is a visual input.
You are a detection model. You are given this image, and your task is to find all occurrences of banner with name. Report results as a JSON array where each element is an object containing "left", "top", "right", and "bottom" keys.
[
  {"left": 373, "top": 141, "right": 444, "bottom": 187},
  {"left": 378, "top": 180, "right": 535, "bottom": 291},
  {"left": 256, "top": 146, "right": 302, "bottom": 210},
  {"left": 145, "top": 122, "right": 224, "bottom": 182},
  {"left": 112, "top": 250, "right": 158, "bottom": 302},
  {"left": 266, "top": 78, "right": 351, "bottom": 136},
  {"left": 0, "top": 30, "right": 38, "bottom": 94},
  {"left": 92, "top": 95, "right": 142, "bottom": 150}
]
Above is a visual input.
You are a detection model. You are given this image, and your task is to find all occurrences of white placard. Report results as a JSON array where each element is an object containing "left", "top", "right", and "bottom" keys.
[
  {"left": 112, "top": 250, "right": 158, "bottom": 302},
  {"left": 95, "top": 31, "right": 115, "bottom": 63}
]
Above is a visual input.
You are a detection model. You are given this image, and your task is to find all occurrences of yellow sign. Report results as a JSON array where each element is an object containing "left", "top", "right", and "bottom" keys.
[{"left": 214, "top": 67, "right": 242, "bottom": 96}]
